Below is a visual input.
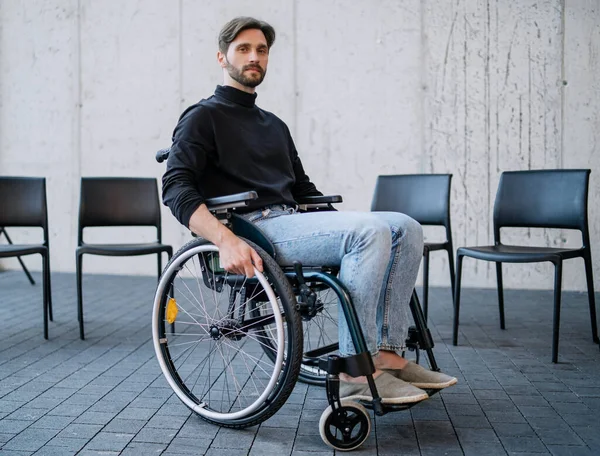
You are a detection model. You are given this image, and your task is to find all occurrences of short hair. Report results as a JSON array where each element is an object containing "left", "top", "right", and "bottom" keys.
[{"left": 218, "top": 17, "right": 276, "bottom": 54}]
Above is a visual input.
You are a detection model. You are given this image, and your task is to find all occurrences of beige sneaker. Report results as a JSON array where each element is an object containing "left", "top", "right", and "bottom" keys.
[
  {"left": 339, "top": 372, "right": 429, "bottom": 405},
  {"left": 384, "top": 362, "right": 457, "bottom": 389}
]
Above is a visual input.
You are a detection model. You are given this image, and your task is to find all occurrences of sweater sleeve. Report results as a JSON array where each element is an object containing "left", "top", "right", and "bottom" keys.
[
  {"left": 162, "top": 105, "right": 215, "bottom": 228},
  {"left": 287, "top": 128, "right": 323, "bottom": 199}
]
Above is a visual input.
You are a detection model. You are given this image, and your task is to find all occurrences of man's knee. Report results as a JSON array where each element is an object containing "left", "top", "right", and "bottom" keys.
[
  {"left": 346, "top": 214, "right": 392, "bottom": 253},
  {"left": 383, "top": 212, "right": 424, "bottom": 252},
  {"left": 403, "top": 215, "right": 424, "bottom": 247}
]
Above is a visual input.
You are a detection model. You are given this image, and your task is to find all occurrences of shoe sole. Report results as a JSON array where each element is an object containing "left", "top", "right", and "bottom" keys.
[
  {"left": 341, "top": 391, "right": 429, "bottom": 405},
  {"left": 410, "top": 377, "right": 458, "bottom": 390},
  {"left": 382, "top": 368, "right": 459, "bottom": 390}
]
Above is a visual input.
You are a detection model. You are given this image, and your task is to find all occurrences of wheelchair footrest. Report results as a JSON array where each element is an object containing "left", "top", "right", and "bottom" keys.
[
  {"left": 359, "top": 388, "right": 441, "bottom": 414},
  {"left": 318, "top": 352, "right": 374, "bottom": 378}
]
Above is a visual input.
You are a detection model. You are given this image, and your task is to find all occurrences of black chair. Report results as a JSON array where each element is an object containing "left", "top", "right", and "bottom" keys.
[
  {"left": 371, "top": 174, "right": 455, "bottom": 321},
  {"left": 0, "top": 177, "right": 53, "bottom": 338},
  {"left": 453, "top": 169, "right": 598, "bottom": 363},
  {"left": 76, "top": 177, "right": 173, "bottom": 339},
  {"left": 0, "top": 227, "right": 36, "bottom": 285}
]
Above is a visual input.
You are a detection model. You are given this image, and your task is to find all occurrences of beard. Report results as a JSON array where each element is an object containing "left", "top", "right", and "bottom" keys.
[{"left": 225, "top": 61, "right": 266, "bottom": 88}]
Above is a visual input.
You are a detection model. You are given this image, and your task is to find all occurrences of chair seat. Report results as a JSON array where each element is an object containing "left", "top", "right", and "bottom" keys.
[
  {"left": 458, "top": 244, "right": 584, "bottom": 263},
  {"left": 424, "top": 241, "right": 448, "bottom": 252},
  {"left": 77, "top": 242, "right": 172, "bottom": 256},
  {"left": 0, "top": 244, "right": 47, "bottom": 257}
]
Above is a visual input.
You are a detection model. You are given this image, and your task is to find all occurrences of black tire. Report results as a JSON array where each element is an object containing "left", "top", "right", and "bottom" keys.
[
  {"left": 152, "top": 237, "right": 302, "bottom": 428},
  {"left": 319, "top": 400, "right": 371, "bottom": 451}
]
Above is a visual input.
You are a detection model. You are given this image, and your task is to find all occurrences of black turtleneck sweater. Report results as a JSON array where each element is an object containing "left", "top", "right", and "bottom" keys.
[{"left": 162, "top": 85, "right": 322, "bottom": 228}]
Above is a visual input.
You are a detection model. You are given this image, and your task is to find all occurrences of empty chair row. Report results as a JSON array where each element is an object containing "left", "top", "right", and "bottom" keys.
[
  {"left": 371, "top": 169, "right": 597, "bottom": 363},
  {"left": 0, "top": 177, "right": 172, "bottom": 340}
]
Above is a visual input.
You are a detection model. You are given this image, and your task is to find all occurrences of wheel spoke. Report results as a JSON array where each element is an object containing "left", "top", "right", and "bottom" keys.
[{"left": 153, "top": 242, "right": 297, "bottom": 424}]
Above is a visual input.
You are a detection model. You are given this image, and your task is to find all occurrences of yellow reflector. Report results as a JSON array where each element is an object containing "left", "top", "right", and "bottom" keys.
[{"left": 166, "top": 297, "right": 178, "bottom": 324}]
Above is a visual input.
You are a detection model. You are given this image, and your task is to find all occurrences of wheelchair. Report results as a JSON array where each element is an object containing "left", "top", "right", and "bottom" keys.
[{"left": 153, "top": 148, "right": 441, "bottom": 451}]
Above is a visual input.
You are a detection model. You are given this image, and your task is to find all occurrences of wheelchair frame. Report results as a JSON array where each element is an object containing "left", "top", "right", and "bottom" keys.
[{"left": 154, "top": 147, "right": 442, "bottom": 450}]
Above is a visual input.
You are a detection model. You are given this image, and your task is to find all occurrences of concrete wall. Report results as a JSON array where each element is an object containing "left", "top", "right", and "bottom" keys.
[{"left": 1, "top": 0, "right": 598, "bottom": 291}]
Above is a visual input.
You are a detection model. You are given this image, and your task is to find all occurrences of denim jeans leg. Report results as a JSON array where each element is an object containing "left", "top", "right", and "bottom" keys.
[
  {"left": 371, "top": 212, "right": 424, "bottom": 352},
  {"left": 252, "top": 210, "right": 422, "bottom": 356}
]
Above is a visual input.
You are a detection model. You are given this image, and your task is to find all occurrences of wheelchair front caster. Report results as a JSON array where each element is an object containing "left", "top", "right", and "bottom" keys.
[{"left": 319, "top": 400, "right": 371, "bottom": 451}]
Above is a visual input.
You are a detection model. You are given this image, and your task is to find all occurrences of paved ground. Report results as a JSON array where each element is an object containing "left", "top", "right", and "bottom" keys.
[{"left": 0, "top": 269, "right": 599, "bottom": 455}]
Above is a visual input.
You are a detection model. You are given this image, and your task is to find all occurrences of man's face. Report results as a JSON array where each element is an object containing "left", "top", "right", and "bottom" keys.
[{"left": 219, "top": 28, "right": 269, "bottom": 88}]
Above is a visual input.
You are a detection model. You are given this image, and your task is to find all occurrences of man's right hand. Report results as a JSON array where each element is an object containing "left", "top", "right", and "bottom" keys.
[
  {"left": 217, "top": 233, "right": 264, "bottom": 278},
  {"left": 188, "top": 203, "right": 264, "bottom": 278}
]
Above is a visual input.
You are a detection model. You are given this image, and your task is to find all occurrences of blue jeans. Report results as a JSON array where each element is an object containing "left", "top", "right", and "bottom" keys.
[{"left": 243, "top": 205, "right": 424, "bottom": 356}]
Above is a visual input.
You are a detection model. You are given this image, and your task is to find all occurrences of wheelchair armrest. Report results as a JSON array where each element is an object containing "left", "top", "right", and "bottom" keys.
[
  {"left": 205, "top": 191, "right": 259, "bottom": 212},
  {"left": 156, "top": 147, "right": 171, "bottom": 163},
  {"left": 296, "top": 195, "right": 342, "bottom": 211}
]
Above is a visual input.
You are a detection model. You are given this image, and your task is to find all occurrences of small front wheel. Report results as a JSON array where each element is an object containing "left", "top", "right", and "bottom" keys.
[{"left": 319, "top": 400, "right": 371, "bottom": 451}]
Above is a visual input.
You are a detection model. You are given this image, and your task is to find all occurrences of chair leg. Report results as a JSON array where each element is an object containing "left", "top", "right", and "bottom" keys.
[
  {"left": 76, "top": 253, "right": 85, "bottom": 340},
  {"left": 446, "top": 245, "right": 456, "bottom": 304},
  {"left": 1, "top": 228, "right": 36, "bottom": 285},
  {"left": 408, "top": 290, "right": 439, "bottom": 371},
  {"left": 452, "top": 254, "right": 464, "bottom": 346},
  {"left": 551, "top": 261, "right": 563, "bottom": 364},
  {"left": 47, "top": 252, "right": 53, "bottom": 322},
  {"left": 42, "top": 252, "right": 49, "bottom": 340},
  {"left": 422, "top": 250, "right": 430, "bottom": 322},
  {"left": 583, "top": 253, "right": 599, "bottom": 344},
  {"left": 496, "top": 262, "right": 505, "bottom": 330}
]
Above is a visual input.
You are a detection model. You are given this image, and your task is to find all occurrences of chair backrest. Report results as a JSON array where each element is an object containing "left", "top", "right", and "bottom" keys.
[
  {"left": 371, "top": 174, "right": 453, "bottom": 227},
  {"left": 0, "top": 177, "right": 48, "bottom": 234},
  {"left": 78, "top": 177, "right": 162, "bottom": 244},
  {"left": 493, "top": 169, "right": 591, "bottom": 241}
]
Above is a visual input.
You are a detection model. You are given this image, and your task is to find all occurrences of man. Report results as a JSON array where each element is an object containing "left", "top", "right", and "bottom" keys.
[{"left": 162, "top": 17, "right": 456, "bottom": 404}]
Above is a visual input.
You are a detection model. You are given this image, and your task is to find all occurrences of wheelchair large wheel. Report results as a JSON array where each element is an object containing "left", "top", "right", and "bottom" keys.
[
  {"left": 152, "top": 237, "right": 302, "bottom": 428},
  {"left": 258, "top": 274, "right": 340, "bottom": 386}
]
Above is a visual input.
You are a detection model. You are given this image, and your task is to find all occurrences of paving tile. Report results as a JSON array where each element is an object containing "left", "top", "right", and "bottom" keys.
[
  {"left": 132, "top": 427, "right": 178, "bottom": 444},
  {"left": 0, "top": 450, "right": 37, "bottom": 456},
  {"left": 0, "top": 420, "right": 32, "bottom": 434},
  {"left": 56, "top": 423, "right": 102, "bottom": 439},
  {"left": 43, "top": 437, "right": 89, "bottom": 452},
  {"left": 455, "top": 427, "right": 501, "bottom": 443},
  {"left": 450, "top": 414, "right": 492, "bottom": 428},
  {"left": 120, "top": 442, "right": 167, "bottom": 455},
  {"left": 461, "top": 443, "right": 508, "bottom": 456},
  {"left": 29, "top": 416, "right": 74, "bottom": 430},
  {"left": 492, "top": 422, "right": 537, "bottom": 437},
  {"left": 204, "top": 449, "right": 249, "bottom": 456},
  {"left": 73, "top": 411, "right": 116, "bottom": 425},
  {"left": 83, "top": 431, "right": 135, "bottom": 452},
  {"left": 547, "top": 446, "right": 595, "bottom": 456},
  {"left": 211, "top": 427, "right": 256, "bottom": 449},
  {"left": 535, "top": 428, "right": 585, "bottom": 446},
  {"left": 6, "top": 408, "right": 46, "bottom": 421},
  {"left": 165, "top": 437, "right": 211, "bottom": 454},
  {"left": 500, "top": 436, "right": 548, "bottom": 453},
  {"left": 2, "top": 428, "right": 59, "bottom": 452},
  {"left": 115, "top": 407, "right": 157, "bottom": 421},
  {"left": 485, "top": 411, "right": 528, "bottom": 424},
  {"left": 33, "top": 446, "right": 82, "bottom": 456}
]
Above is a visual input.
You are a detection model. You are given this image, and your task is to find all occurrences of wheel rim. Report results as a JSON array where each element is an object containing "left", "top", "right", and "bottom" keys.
[{"left": 152, "top": 244, "right": 287, "bottom": 421}]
